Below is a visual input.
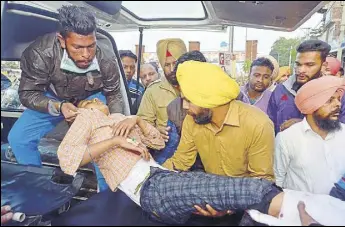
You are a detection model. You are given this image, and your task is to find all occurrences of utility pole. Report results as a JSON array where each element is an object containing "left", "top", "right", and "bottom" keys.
[
  {"left": 288, "top": 46, "right": 293, "bottom": 67},
  {"left": 228, "top": 26, "right": 234, "bottom": 53},
  {"left": 337, "top": 4, "right": 345, "bottom": 61}
]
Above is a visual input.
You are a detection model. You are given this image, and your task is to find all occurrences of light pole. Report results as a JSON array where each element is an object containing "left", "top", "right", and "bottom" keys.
[
  {"left": 337, "top": 4, "right": 345, "bottom": 61},
  {"left": 289, "top": 46, "right": 293, "bottom": 68}
]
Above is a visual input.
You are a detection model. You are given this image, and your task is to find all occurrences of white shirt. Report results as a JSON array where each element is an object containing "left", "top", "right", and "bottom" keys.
[
  {"left": 248, "top": 189, "right": 345, "bottom": 226},
  {"left": 118, "top": 158, "right": 168, "bottom": 206},
  {"left": 274, "top": 118, "right": 345, "bottom": 194}
]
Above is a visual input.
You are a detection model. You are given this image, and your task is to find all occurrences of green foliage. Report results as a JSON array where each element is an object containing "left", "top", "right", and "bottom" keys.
[
  {"left": 242, "top": 59, "right": 252, "bottom": 73},
  {"left": 270, "top": 37, "right": 302, "bottom": 67}
]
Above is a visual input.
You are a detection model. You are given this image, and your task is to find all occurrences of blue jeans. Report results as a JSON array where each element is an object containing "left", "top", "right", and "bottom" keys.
[{"left": 8, "top": 92, "right": 109, "bottom": 192}]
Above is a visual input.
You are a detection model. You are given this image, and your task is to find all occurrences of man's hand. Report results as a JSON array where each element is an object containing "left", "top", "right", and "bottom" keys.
[
  {"left": 280, "top": 118, "right": 302, "bottom": 132},
  {"left": 158, "top": 126, "right": 170, "bottom": 142},
  {"left": 297, "top": 201, "right": 319, "bottom": 226},
  {"left": 113, "top": 137, "right": 150, "bottom": 161},
  {"left": 112, "top": 116, "right": 138, "bottom": 137},
  {"left": 1, "top": 205, "right": 13, "bottom": 224},
  {"left": 193, "top": 204, "right": 233, "bottom": 218},
  {"left": 61, "top": 102, "right": 79, "bottom": 122}
]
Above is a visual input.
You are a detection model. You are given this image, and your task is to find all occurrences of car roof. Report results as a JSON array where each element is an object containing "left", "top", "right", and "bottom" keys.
[{"left": 4, "top": 1, "right": 326, "bottom": 32}]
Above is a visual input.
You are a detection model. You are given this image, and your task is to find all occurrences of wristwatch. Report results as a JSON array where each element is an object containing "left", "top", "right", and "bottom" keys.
[{"left": 58, "top": 100, "right": 67, "bottom": 114}]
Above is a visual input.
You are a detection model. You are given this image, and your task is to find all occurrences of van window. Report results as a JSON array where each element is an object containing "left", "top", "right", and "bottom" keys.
[{"left": 1, "top": 61, "right": 25, "bottom": 111}]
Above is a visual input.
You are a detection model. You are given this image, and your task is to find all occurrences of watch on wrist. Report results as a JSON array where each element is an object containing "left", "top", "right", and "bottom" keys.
[{"left": 59, "top": 100, "right": 67, "bottom": 114}]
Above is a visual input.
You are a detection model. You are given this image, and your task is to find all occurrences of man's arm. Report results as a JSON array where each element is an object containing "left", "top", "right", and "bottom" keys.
[
  {"left": 247, "top": 120, "right": 275, "bottom": 181},
  {"left": 274, "top": 133, "right": 290, "bottom": 187},
  {"left": 100, "top": 55, "right": 123, "bottom": 114},
  {"left": 57, "top": 112, "right": 95, "bottom": 175},
  {"left": 267, "top": 90, "right": 279, "bottom": 134},
  {"left": 57, "top": 111, "right": 146, "bottom": 175},
  {"left": 19, "top": 48, "right": 57, "bottom": 113},
  {"left": 162, "top": 115, "right": 197, "bottom": 171},
  {"left": 137, "top": 89, "right": 157, "bottom": 126}
]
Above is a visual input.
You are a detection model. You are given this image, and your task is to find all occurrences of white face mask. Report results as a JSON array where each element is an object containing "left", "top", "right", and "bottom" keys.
[{"left": 60, "top": 49, "right": 100, "bottom": 74}]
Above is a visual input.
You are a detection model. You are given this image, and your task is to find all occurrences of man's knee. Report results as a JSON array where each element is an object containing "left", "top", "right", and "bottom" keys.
[{"left": 8, "top": 123, "right": 22, "bottom": 146}]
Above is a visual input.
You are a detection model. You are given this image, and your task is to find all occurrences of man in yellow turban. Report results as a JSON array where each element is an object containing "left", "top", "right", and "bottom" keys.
[
  {"left": 276, "top": 66, "right": 291, "bottom": 84},
  {"left": 137, "top": 38, "right": 187, "bottom": 140},
  {"left": 163, "top": 61, "right": 275, "bottom": 183},
  {"left": 274, "top": 76, "right": 345, "bottom": 195}
]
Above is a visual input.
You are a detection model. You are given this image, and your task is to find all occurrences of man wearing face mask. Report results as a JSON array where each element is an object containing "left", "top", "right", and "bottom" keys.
[
  {"left": 267, "top": 40, "right": 345, "bottom": 134},
  {"left": 8, "top": 5, "right": 123, "bottom": 191},
  {"left": 137, "top": 38, "right": 187, "bottom": 141}
]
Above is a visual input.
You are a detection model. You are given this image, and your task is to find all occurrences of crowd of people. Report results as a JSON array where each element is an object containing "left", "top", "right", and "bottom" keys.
[{"left": 2, "top": 5, "right": 345, "bottom": 226}]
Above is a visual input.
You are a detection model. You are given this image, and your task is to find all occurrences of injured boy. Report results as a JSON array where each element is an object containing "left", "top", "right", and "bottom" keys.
[{"left": 57, "top": 98, "right": 344, "bottom": 226}]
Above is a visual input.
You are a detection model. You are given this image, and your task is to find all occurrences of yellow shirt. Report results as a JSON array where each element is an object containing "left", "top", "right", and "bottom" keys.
[
  {"left": 137, "top": 78, "right": 179, "bottom": 128},
  {"left": 163, "top": 100, "right": 275, "bottom": 181}
]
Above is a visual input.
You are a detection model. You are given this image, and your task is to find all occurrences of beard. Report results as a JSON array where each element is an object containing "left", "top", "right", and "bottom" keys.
[
  {"left": 292, "top": 67, "right": 322, "bottom": 92},
  {"left": 313, "top": 111, "right": 341, "bottom": 133},
  {"left": 166, "top": 72, "right": 178, "bottom": 86},
  {"left": 193, "top": 109, "right": 212, "bottom": 125}
]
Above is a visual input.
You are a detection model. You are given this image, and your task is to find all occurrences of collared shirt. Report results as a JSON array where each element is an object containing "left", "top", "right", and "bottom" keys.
[
  {"left": 57, "top": 108, "right": 165, "bottom": 191},
  {"left": 240, "top": 83, "right": 273, "bottom": 114},
  {"left": 274, "top": 118, "right": 345, "bottom": 194},
  {"left": 137, "top": 78, "right": 180, "bottom": 129},
  {"left": 162, "top": 100, "right": 275, "bottom": 181}
]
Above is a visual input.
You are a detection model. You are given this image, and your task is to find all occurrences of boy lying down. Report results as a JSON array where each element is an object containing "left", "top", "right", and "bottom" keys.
[{"left": 57, "top": 98, "right": 345, "bottom": 226}]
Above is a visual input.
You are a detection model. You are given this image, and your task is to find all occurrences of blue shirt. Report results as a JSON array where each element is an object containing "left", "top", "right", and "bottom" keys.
[
  {"left": 127, "top": 79, "right": 144, "bottom": 114},
  {"left": 127, "top": 79, "right": 144, "bottom": 98}
]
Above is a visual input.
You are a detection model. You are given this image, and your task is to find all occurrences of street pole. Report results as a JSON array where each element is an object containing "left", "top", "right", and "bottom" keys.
[
  {"left": 277, "top": 53, "right": 280, "bottom": 65},
  {"left": 289, "top": 46, "right": 292, "bottom": 67},
  {"left": 337, "top": 4, "right": 345, "bottom": 61},
  {"left": 228, "top": 26, "right": 234, "bottom": 53}
]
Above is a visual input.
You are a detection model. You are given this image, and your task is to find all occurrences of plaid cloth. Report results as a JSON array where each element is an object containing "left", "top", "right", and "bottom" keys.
[{"left": 140, "top": 167, "right": 280, "bottom": 225}]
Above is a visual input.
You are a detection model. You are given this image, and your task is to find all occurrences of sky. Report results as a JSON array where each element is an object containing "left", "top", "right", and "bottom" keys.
[{"left": 111, "top": 12, "right": 323, "bottom": 55}]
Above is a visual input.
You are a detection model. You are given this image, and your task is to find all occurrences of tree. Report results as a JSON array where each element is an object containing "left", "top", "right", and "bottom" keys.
[
  {"left": 242, "top": 59, "right": 252, "bottom": 74},
  {"left": 269, "top": 37, "right": 302, "bottom": 67}
]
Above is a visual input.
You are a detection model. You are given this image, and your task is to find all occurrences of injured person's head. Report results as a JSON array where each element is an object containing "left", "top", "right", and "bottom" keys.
[{"left": 77, "top": 98, "right": 110, "bottom": 116}]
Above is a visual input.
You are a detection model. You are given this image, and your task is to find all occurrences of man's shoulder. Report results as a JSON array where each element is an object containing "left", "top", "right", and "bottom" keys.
[
  {"left": 128, "top": 79, "right": 144, "bottom": 90},
  {"left": 24, "top": 33, "right": 57, "bottom": 55},
  {"left": 167, "top": 97, "right": 181, "bottom": 109},
  {"left": 145, "top": 79, "right": 164, "bottom": 91},
  {"left": 236, "top": 101, "right": 272, "bottom": 124},
  {"left": 271, "top": 83, "right": 287, "bottom": 95},
  {"left": 278, "top": 120, "right": 304, "bottom": 139}
]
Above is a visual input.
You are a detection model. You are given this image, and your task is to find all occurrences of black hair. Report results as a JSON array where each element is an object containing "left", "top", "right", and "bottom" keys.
[
  {"left": 119, "top": 50, "right": 138, "bottom": 63},
  {"left": 58, "top": 5, "right": 97, "bottom": 38},
  {"left": 339, "top": 67, "right": 344, "bottom": 76},
  {"left": 249, "top": 57, "right": 274, "bottom": 74},
  {"left": 173, "top": 50, "right": 207, "bottom": 74},
  {"left": 296, "top": 40, "right": 331, "bottom": 62}
]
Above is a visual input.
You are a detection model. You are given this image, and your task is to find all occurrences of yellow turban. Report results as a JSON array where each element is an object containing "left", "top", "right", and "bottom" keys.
[
  {"left": 276, "top": 66, "right": 291, "bottom": 82},
  {"left": 260, "top": 55, "right": 280, "bottom": 81},
  {"left": 176, "top": 61, "right": 240, "bottom": 108},
  {"left": 156, "top": 38, "right": 187, "bottom": 68}
]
